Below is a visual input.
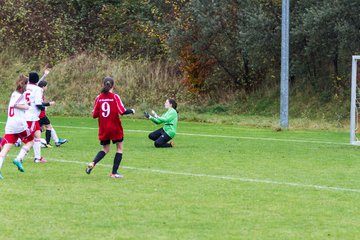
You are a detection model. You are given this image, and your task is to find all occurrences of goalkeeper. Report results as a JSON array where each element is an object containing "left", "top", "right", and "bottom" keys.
[{"left": 144, "top": 98, "right": 178, "bottom": 148}]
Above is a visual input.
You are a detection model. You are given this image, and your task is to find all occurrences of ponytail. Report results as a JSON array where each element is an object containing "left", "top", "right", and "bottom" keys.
[
  {"left": 168, "top": 98, "right": 178, "bottom": 113},
  {"left": 101, "top": 76, "right": 114, "bottom": 94}
]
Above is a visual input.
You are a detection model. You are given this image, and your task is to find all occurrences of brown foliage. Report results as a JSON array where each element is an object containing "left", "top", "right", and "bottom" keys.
[{"left": 179, "top": 45, "right": 217, "bottom": 94}]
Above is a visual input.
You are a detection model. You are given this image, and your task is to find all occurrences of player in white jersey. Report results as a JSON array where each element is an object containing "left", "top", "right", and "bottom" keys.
[
  {"left": 0, "top": 75, "right": 35, "bottom": 179},
  {"left": 4, "top": 91, "right": 28, "bottom": 134},
  {"left": 24, "top": 71, "right": 47, "bottom": 163}
]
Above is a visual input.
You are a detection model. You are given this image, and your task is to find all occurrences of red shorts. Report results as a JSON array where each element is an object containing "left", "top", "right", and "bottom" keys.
[
  {"left": 27, "top": 121, "right": 41, "bottom": 133},
  {"left": 1, "top": 129, "right": 34, "bottom": 145}
]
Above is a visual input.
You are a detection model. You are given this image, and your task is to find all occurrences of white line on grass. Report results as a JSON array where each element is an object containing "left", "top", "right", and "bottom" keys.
[
  {"left": 49, "top": 157, "right": 360, "bottom": 193},
  {"left": 45, "top": 124, "right": 350, "bottom": 146},
  {"left": 0, "top": 122, "right": 348, "bottom": 145}
]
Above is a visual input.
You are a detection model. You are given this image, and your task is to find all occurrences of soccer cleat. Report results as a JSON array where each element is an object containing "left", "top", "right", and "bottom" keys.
[
  {"left": 13, "top": 159, "right": 25, "bottom": 172},
  {"left": 170, "top": 141, "right": 175, "bottom": 147},
  {"left": 14, "top": 141, "right": 21, "bottom": 147},
  {"left": 45, "top": 143, "right": 53, "bottom": 148},
  {"left": 41, "top": 143, "right": 52, "bottom": 148},
  {"left": 55, "top": 139, "right": 68, "bottom": 147},
  {"left": 34, "top": 157, "right": 48, "bottom": 163},
  {"left": 0, "top": 172, "right": 3, "bottom": 180},
  {"left": 86, "top": 162, "right": 95, "bottom": 174},
  {"left": 110, "top": 172, "right": 123, "bottom": 179}
]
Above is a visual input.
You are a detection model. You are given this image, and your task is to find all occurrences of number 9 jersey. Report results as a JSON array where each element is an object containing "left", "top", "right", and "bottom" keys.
[{"left": 92, "top": 92, "right": 127, "bottom": 141}]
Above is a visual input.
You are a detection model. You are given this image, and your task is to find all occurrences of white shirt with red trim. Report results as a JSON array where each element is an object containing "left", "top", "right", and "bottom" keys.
[
  {"left": 24, "top": 83, "right": 43, "bottom": 121},
  {"left": 5, "top": 91, "right": 28, "bottom": 134}
]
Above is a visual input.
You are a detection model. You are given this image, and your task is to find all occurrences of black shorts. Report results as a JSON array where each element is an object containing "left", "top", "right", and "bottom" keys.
[
  {"left": 39, "top": 116, "right": 51, "bottom": 127},
  {"left": 100, "top": 138, "right": 124, "bottom": 145}
]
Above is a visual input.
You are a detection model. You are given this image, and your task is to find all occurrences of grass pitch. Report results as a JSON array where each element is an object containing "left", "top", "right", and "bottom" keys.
[{"left": 1, "top": 115, "right": 360, "bottom": 239}]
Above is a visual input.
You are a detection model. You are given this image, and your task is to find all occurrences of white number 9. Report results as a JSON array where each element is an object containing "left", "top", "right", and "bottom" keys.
[{"left": 101, "top": 102, "right": 111, "bottom": 117}]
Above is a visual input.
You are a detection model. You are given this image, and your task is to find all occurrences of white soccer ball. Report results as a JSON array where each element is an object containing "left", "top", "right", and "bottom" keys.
[{"left": 40, "top": 138, "right": 47, "bottom": 148}]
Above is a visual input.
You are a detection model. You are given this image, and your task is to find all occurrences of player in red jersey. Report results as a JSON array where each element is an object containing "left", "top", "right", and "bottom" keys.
[
  {"left": 86, "top": 76, "right": 135, "bottom": 178},
  {"left": 0, "top": 75, "right": 35, "bottom": 179}
]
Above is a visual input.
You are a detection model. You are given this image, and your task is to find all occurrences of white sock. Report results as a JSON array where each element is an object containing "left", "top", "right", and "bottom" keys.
[
  {"left": 0, "top": 156, "right": 4, "bottom": 169},
  {"left": 33, "top": 138, "right": 41, "bottom": 159},
  {"left": 15, "top": 146, "right": 30, "bottom": 162},
  {"left": 51, "top": 129, "right": 59, "bottom": 143}
]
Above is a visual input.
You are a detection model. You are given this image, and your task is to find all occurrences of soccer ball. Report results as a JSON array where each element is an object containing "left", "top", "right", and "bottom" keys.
[{"left": 40, "top": 138, "right": 48, "bottom": 148}]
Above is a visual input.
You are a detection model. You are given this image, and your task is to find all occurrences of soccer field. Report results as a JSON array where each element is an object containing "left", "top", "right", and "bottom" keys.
[{"left": 1, "top": 115, "right": 360, "bottom": 239}]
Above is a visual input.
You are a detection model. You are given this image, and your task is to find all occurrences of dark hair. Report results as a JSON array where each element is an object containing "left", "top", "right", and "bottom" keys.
[
  {"left": 168, "top": 98, "right": 177, "bottom": 110},
  {"left": 29, "top": 71, "right": 39, "bottom": 84},
  {"left": 38, "top": 80, "right": 48, "bottom": 88},
  {"left": 101, "top": 76, "right": 114, "bottom": 94},
  {"left": 16, "top": 75, "right": 29, "bottom": 93}
]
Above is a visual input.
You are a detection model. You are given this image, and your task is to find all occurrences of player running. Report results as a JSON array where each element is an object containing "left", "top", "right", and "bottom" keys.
[
  {"left": 0, "top": 75, "right": 35, "bottom": 179},
  {"left": 144, "top": 98, "right": 178, "bottom": 148},
  {"left": 86, "top": 76, "right": 135, "bottom": 178}
]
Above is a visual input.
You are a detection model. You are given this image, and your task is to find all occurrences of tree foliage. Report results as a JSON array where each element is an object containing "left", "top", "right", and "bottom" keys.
[{"left": 1, "top": 0, "right": 360, "bottom": 99}]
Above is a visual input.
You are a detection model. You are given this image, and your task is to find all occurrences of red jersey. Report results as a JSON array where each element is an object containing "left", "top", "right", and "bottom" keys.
[
  {"left": 39, "top": 110, "right": 46, "bottom": 119},
  {"left": 92, "top": 92, "right": 127, "bottom": 141},
  {"left": 39, "top": 95, "right": 46, "bottom": 119}
]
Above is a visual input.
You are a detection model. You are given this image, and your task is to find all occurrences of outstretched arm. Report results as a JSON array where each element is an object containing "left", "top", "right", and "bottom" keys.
[
  {"left": 38, "top": 68, "right": 50, "bottom": 85},
  {"left": 149, "top": 110, "right": 176, "bottom": 124},
  {"left": 151, "top": 110, "right": 159, "bottom": 118},
  {"left": 122, "top": 109, "right": 135, "bottom": 115}
]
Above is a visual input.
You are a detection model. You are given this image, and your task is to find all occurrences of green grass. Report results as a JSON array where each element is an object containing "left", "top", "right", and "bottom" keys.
[{"left": 1, "top": 115, "right": 360, "bottom": 239}]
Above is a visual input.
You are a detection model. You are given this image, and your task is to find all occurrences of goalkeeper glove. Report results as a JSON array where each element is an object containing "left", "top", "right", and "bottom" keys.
[
  {"left": 151, "top": 110, "right": 159, "bottom": 118},
  {"left": 144, "top": 111, "right": 150, "bottom": 119}
]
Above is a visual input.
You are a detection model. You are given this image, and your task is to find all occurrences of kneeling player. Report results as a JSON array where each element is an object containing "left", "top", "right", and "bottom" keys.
[{"left": 144, "top": 98, "right": 178, "bottom": 148}]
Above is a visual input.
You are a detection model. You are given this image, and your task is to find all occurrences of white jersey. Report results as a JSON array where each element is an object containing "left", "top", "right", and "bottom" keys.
[
  {"left": 5, "top": 91, "right": 28, "bottom": 134},
  {"left": 24, "top": 83, "right": 43, "bottom": 121}
]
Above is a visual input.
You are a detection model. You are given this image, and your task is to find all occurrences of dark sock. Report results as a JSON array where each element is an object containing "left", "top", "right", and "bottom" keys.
[
  {"left": 112, "top": 153, "right": 122, "bottom": 174},
  {"left": 46, "top": 130, "right": 51, "bottom": 144},
  {"left": 93, "top": 151, "right": 106, "bottom": 165}
]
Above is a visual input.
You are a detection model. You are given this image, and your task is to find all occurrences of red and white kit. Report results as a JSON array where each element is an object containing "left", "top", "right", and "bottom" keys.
[
  {"left": 92, "top": 92, "right": 126, "bottom": 141},
  {"left": 24, "top": 83, "right": 43, "bottom": 132},
  {"left": 1, "top": 91, "right": 32, "bottom": 144}
]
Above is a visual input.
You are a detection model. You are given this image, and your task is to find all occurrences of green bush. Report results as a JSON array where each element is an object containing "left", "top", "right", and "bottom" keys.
[{"left": 0, "top": 50, "right": 351, "bottom": 129}]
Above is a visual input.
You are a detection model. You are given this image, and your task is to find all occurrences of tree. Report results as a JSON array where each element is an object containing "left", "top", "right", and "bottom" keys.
[{"left": 167, "top": 0, "right": 282, "bottom": 94}]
